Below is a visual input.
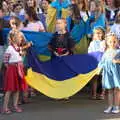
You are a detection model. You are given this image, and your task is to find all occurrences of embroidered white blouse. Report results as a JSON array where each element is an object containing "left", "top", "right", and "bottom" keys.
[{"left": 4, "top": 45, "right": 22, "bottom": 64}]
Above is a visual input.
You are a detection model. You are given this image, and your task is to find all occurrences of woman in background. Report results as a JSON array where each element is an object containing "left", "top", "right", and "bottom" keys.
[{"left": 23, "top": 7, "right": 45, "bottom": 32}]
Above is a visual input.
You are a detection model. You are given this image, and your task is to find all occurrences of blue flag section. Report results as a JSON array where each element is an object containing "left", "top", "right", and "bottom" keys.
[
  {"left": 3, "top": 27, "right": 88, "bottom": 56},
  {"left": 66, "top": 17, "right": 87, "bottom": 42},
  {"left": 3, "top": 28, "right": 53, "bottom": 56}
]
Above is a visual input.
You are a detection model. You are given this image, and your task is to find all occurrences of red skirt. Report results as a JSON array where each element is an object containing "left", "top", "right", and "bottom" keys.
[{"left": 4, "top": 62, "right": 28, "bottom": 91}]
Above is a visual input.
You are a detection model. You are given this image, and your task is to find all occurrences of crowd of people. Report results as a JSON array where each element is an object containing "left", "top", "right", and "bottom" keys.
[{"left": 0, "top": 0, "right": 120, "bottom": 115}]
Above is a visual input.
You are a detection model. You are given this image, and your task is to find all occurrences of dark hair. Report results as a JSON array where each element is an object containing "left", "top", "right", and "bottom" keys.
[
  {"left": 25, "top": 7, "right": 39, "bottom": 21},
  {"left": 76, "top": 0, "right": 88, "bottom": 11},
  {"left": 69, "top": 4, "right": 81, "bottom": 23},
  {"left": 88, "top": 0, "right": 105, "bottom": 16},
  {"left": 24, "top": 0, "right": 36, "bottom": 10},
  {"left": 24, "top": 7, "right": 39, "bottom": 27},
  {"left": 13, "top": 4, "right": 21, "bottom": 12},
  {"left": 105, "top": 0, "right": 120, "bottom": 8},
  {"left": 115, "top": 12, "right": 120, "bottom": 24}
]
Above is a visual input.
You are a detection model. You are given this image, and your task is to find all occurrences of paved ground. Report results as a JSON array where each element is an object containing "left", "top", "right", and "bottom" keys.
[{"left": 0, "top": 92, "right": 120, "bottom": 120}]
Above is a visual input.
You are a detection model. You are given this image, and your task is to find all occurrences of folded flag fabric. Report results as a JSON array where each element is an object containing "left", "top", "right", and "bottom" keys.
[{"left": 26, "top": 48, "right": 103, "bottom": 99}]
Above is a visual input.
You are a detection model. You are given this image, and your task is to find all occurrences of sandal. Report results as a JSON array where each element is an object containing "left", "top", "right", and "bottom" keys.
[
  {"left": 91, "top": 95, "right": 97, "bottom": 100},
  {"left": 2, "top": 108, "right": 12, "bottom": 114},
  {"left": 13, "top": 106, "right": 23, "bottom": 113},
  {"left": 98, "top": 94, "right": 105, "bottom": 100}
]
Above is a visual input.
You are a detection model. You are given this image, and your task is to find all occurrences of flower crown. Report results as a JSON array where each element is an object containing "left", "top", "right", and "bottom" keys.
[{"left": 105, "top": 32, "right": 116, "bottom": 37}]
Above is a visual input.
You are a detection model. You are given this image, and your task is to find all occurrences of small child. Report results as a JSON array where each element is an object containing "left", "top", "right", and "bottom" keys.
[
  {"left": 2, "top": 31, "right": 28, "bottom": 114},
  {"left": 48, "top": 18, "right": 75, "bottom": 57},
  {"left": 9, "top": 16, "right": 24, "bottom": 31},
  {"left": 9, "top": 16, "right": 32, "bottom": 104},
  {"left": 98, "top": 32, "right": 120, "bottom": 114},
  {"left": 111, "top": 11, "right": 120, "bottom": 42},
  {"left": 48, "top": 18, "right": 75, "bottom": 100},
  {"left": 0, "top": 8, "right": 10, "bottom": 91},
  {"left": 88, "top": 27, "right": 106, "bottom": 100}
]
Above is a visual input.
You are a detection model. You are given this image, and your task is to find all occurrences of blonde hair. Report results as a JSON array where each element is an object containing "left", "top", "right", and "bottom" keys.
[
  {"left": 105, "top": 32, "right": 118, "bottom": 49},
  {"left": 93, "top": 27, "right": 105, "bottom": 40},
  {"left": 89, "top": 0, "right": 105, "bottom": 15},
  {"left": 8, "top": 30, "right": 25, "bottom": 45},
  {"left": 76, "top": 0, "right": 88, "bottom": 11}
]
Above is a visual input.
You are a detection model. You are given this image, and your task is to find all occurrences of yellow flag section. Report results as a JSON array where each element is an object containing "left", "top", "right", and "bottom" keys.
[
  {"left": 74, "top": 36, "right": 89, "bottom": 54},
  {"left": 46, "top": 6, "right": 57, "bottom": 33},
  {"left": 25, "top": 68, "right": 99, "bottom": 99},
  {"left": 38, "top": 55, "right": 51, "bottom": 61},
  {"left": 61, "top": 8, "right": 69, "bottom": 19}
]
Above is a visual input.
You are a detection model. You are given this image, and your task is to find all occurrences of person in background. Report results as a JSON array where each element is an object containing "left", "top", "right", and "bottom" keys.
[
  {"left": 9, "top": 16, "right": 24, "bottom": 31},
  {"left": 87, "top": 0, "right": 105, "bottom": 37},
  {"left": 88, "top": 27, "right": 106, "bottom": 100},
  {"left": 67, "top": 4, "right": 81, "bottom": 32},
  {"left": 0, "top": 7, "right": 10, "bottom": 91},
  {"left": 20, "top": 0, "right": 42, "bottom": 15},
  {"left": 10, "top": 4, "right": 22, "bottom": 16},
  {"left": 77, "top": 0, "right": 89, "bottom": 22},
  {"left": 23, "top": 7, "right": 45, "bottom": 32},
  {"left": 111, "top": 12, "right": 120, "bottom": 43},
  {"left": 2, "top": 1, "right": 9, "bottom": 16},
  {"left": 41, "top": 0, "right": 50, "bottom": 17},
  {"left": 105, "top": 0, "right": 120, "bottom": 27}
]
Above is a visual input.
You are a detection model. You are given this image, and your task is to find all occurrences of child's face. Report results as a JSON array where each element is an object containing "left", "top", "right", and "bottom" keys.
[
  {"left": 56, "top": 19, "right": 66, "bottom": 32},
  {"left": 27, "top": 0, "right": 35, "bottom": 7},
  {"left": 90, "top": 1, "right": 96, "bottom": 12},
  {"left": 41, "top": 0, "right": 49, "bottom": 11},
  {"left": 77, "top": 0, "right": 84, "bottom": 10},
  {"left": 17, "top": 33, "right": 24, "bottom": 45},
  {"left": 93, "top": 29, "right": 103, "bottom": 40},
  {"left": 8, "top": 1, "right": 14, "bottom": 11},
  {"left": 106, "top": 0, "right": 114, "bottom": 7},
  {"left": 106, "top": 36, "right": 118, "bottom": 49},
  {"left": 14, "top": 5, "right": 22, "bottom": 15},
  {"left": 10, "top": 19, "right": 16, "bottom": 29}
]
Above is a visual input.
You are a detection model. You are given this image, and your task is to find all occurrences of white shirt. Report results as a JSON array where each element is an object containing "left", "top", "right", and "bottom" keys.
[
  {"left": 23, "top": 21, "right": 45, "bottom": 32},
  {"left": 80, "top": 11, "right": 90, "bottom": 22},
  {"left": 19, "top": 8, "right": 42, "bottom": 16},
  {"left": 88, "top": 40, "right": 106, "bottom": 53},
  {"left": 5, "top": 45, "right": 22, "bottom": 63}
]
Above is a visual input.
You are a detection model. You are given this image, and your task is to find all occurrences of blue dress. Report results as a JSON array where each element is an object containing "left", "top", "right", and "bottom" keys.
[{"left": 98, "top": 49, "right": 120, "bottom": 89}]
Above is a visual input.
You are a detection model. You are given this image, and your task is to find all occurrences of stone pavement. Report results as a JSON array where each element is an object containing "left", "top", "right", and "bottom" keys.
[{"left": 0, "top": 92, "right": 120, "bottom": 120}]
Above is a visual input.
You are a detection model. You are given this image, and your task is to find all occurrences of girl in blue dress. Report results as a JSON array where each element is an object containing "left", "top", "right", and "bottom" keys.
[{"left": 98, "top": 32, "right": 120, "bottom": 114}]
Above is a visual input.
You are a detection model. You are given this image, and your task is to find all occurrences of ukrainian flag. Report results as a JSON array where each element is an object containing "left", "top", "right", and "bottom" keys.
[{"left": 3, "top": 28, "right": 103, "bottom": 99}]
